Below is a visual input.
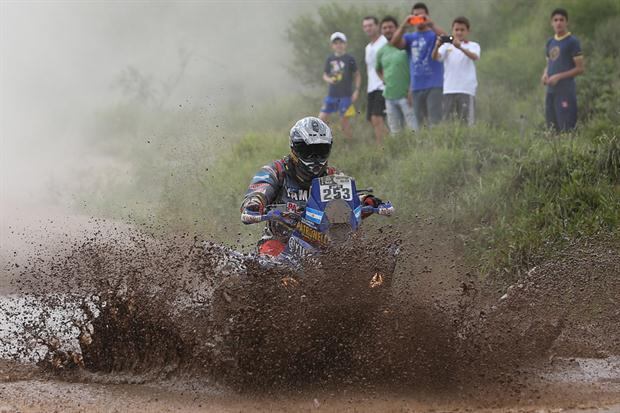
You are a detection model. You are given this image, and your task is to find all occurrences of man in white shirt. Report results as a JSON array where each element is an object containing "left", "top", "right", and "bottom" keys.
[
  {"left": 363, "top": 16, "right": 388, "bottom": 144},
  {"left": 432, "top": 16, "right": 480, "bottom": 126}
]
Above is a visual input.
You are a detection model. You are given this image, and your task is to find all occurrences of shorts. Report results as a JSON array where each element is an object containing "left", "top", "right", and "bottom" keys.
[
  {"left": 412, "top": 87, "right": 443, "bottom": 127},
  {"left": 321, "top": 96, "right": 353, "bottom": 116},
  {"left": 545, "top": 92, "right": 577, "bottom": 132},
  {"left": 443, "top": 93, "right": 475, "bottom": 126},
  {"left": 366, "top": 90, "right": 386, "bottom": 121}
]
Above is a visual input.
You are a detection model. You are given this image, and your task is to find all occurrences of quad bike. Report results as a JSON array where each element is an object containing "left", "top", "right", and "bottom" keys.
[{"left": 208, "top": 174, "right": 399, "bottom": 386}]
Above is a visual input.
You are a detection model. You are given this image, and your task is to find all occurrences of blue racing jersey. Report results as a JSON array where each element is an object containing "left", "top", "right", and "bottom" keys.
[
  {"left": 404, "top": 30, "right": 443, "bottom": 91},
  {"left": 242, "top": 156, "right": 337, "bottom": 242},
  {"left": 546, "top": 32, "right": 582, "bottom": 95}
]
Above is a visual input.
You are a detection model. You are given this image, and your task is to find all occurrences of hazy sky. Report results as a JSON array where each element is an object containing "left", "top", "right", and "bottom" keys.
[
  {"left": 0, "top": 0, "right": 458, "bottom": 212},
  {"left": 0, "top": 1, "right": 313, "bottom": 209}
]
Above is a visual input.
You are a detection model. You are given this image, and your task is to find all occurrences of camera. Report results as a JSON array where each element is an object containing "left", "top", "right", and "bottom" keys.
[
  {"left": 408, "top": 15, "right": 427, "bottom": 25},
  {"left": 440, "top": 35, "right": 454, "bottom": 44}
]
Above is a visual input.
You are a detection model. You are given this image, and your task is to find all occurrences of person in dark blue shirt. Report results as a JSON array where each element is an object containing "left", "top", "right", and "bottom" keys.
[
  {"left": 541, "top": 8, "right": 585, "bottom": 132},
  {"left": 319, "top": 32, "right": 361, "bottom": 140},
  {"left": 391, "top": 2, "right": 447, "bottom": 128}
]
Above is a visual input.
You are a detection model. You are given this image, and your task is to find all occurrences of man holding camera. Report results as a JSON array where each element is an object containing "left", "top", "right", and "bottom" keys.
[
  {"left": 432, "top": 16, "right": 480, "bottom": 125},
  {"left": 391, "top": 2, "right": 446, "bottom": 128}
]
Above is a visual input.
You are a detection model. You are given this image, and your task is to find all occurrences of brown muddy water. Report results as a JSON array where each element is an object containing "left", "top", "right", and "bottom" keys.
[{"left": 1, "top": 214, "right": 619, "bottom": 412}]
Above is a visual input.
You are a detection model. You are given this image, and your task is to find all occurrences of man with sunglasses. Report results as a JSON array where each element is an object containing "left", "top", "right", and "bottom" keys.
[{"left": 240, "top": 117, "right": 385, "bottom": 256}]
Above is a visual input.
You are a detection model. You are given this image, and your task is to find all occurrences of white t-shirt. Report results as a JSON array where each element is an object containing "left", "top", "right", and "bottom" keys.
[
  {"left": 437, "top": 41, "right": 480, "bottom": 96},
  {"left": 365, "top": 35, "right": 388, "bottom": 92}
]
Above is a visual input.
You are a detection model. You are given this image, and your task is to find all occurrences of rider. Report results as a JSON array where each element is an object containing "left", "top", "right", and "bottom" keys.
[{"left": 240, "top": 116, "right": 391, "bottom": 256}]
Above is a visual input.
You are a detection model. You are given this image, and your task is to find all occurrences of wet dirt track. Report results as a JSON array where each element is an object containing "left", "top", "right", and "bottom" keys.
[
  {"left": 1, "top": 358, "right": 620, "bottom": 412},
  {"left": 1, "top": 215, "right": 619, "bottom": 412}
]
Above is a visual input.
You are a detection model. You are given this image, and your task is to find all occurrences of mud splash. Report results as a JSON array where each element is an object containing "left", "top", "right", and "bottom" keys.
[
  {"left": 1, "top": 220, "right": 619, "bottom": 404},
  {"left": 3, "top": 230, "right": 229, "bottom": 370},
  {"left": 1, "top": 224, "right": 407, "bottom": 387}
]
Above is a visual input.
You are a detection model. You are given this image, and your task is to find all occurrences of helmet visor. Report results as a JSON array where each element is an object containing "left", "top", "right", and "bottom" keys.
[{"left": 293, "top": 142, "right": 331, "bottom": 160}]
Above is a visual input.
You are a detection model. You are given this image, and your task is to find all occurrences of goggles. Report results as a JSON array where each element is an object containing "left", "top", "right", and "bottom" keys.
[{"left": 293, "top": 142, "right": 331, "bottom": 160}]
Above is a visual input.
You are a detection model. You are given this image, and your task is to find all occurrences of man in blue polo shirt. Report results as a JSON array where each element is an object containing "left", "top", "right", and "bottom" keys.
[
  {"left": 541, "top": 8, "right": 585, "bottom": 132},
  {"left": 391, "top": 2, "right": 446, "bottom": 127}
]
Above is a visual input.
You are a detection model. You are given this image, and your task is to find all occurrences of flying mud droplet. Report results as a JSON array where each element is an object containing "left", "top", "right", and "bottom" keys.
[{"left": 369, "top": 272, "right": 384, "bottom": 289}]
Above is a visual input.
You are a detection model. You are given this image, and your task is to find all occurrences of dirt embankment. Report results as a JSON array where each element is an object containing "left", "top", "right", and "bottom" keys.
[{"left": 466, "top": 236, "right": 620, "bottom": 364}]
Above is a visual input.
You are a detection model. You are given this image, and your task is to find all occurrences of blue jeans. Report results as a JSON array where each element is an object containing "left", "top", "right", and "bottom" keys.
[{"left": 385, "top": 98, "right": 418, "bottom": 133}]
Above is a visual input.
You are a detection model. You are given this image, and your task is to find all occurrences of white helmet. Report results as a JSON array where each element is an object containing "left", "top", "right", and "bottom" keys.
[{"left": 289, "top": 117, "right": 333, "bottom": 182}]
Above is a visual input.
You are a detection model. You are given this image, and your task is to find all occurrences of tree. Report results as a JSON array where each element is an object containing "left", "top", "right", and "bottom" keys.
[{"left": 286, "top": 3, "right": 401, "bottom": 90}]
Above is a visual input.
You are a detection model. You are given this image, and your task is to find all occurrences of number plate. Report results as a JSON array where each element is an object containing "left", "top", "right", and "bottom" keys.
[{"left": 319, "top": 175, "right": 353, "bottom": 202}]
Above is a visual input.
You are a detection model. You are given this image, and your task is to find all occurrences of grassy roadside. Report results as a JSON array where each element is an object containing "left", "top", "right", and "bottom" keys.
[
  {"left": 191, "top": 117, "right": 619, "bottom": 277},
  {"left": 76, "top": 93, "right": 619, "bottom": 278},
  {"left": 76, "top": 0, "right": 620, "bottom": 277}
]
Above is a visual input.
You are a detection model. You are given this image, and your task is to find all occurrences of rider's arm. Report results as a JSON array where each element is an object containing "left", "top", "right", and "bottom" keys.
[
  {"left": 240, "top": 161, "right": 283, "bottom": 223},
  {"left": 360, "top": 195, "right": 379, "bottom": 219},
  {"left": 360, "top": 194, "right": 394, "bottom": 218}
]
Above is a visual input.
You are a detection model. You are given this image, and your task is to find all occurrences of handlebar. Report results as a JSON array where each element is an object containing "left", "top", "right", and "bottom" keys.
[
  {"left": 361, "top": 202, "right": 393, "bottom": 214},
  {"left": 243, "top": 201, "right": 394, "bottom": 225},
  {"left": 241, "top": 209, "right": 300, "bottom": 226},
  {"left": 361, "top": 201, "right": 394, "bottom": 216},
  {"left": 261, "top": 209, "right": 300, "bottom": 224}
]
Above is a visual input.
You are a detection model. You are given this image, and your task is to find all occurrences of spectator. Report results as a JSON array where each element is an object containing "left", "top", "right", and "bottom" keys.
[
  {"left": 432, "top": 16, "right": 480, "bottom": 126},
  {"left": 391, "top": 2, "right": 446, "bottom": 127},
  {"left": 319, "top": 32, "right": 361, "bottom": 140},
  {"left": 362, "top": 16, "right": 388, "bottom": 144},
  {"left": 376, "top": 16, "right": 418, "bottom": 134},
  {"left": 541, "top": 8, "right": 584, "bottom": 132}
]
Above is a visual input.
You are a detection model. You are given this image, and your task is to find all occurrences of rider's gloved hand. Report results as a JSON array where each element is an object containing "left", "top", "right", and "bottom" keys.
[
  {"left": 362, "top": 195, "right": 394, "bottom": 217},
  {"left": 362, "top": 195, "right": 382, "bottom": 208},
  {"left": 377, "top": 203, "right": 394, "bottom": 216},
  {"left": 240, "top": 196, "right": 265, "bottom": 224},
  {"left": 361, "top": 195, "right": 382, "bottom": 218}
]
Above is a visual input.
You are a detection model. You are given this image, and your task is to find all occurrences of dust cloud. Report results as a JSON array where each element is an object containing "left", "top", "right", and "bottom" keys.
[
  {"left": 0, "top": 1, "right": 317, "bottom": 212},
  {"left": 0, "top": 0, "right": 469, "bottom": 215},
  {"left": 0, "top": 1, "right": 327, "bottom": 276},
  {"left": 1, "top": 1, "right": 316, "bottom": 298}
]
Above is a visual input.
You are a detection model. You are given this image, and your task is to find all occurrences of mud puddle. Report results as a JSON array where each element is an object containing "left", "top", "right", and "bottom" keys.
[
  {"left": 1, "top": 359, "right": 620, "bottom": 413},
  {"left": 542, "top": 356, "right": 620, "bottom": 385}
]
